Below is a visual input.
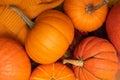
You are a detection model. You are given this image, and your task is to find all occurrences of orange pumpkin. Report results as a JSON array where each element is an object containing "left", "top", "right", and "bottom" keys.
[
  {"left": 24, "top": 9, "right": 74, "bottom": 64},
  {"left": 0, "top": 5, "right": 28, "bottom": 44},
  {"left": 30, "top": 62, "right": 76, "bottom": 80},
  {"left": 63, "top": 36, "right": 119, "bottom": 80},
  {"left": 9, "top": 6, "right": 75, "bottom": 64},
  {"left": 1, "top": 0, "right": 64, "bottom": 19},
  {"left": 63, "top": 0, "right": 108, "bottom": 32},
  {"left": 0, "top": 37, "right": 31, "bottom": 80},
  {"left": 106, "top": 2, "right": 120, "bottom": 55}
]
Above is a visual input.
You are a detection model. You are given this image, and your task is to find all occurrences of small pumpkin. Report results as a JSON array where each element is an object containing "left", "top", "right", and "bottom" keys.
[
  {"left": 63, "top": 36, "right": 119, "bottom": 80},
  {"left": 10, "top": 6, "right": 74, "bottom": 64},
  {"left": 63, "top": 0, "right": 108, "bottom": 32},
  {"left": 0, "top": 5, "right": 29, "bottom": 44},
  {"left": 30, "top": 62, "right": 76, "bottom": 80},
  {"left": 1, "top": 0, "right": 64, "bottom": 19},
  {"left": 0, "top": 37, "right": 31, "bottom": 80}
]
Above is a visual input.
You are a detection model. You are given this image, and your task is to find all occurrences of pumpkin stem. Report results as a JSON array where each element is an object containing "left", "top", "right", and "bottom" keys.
[
  {"left": 63, "top": 59, "right": 84, "bottom": 67},
  {"left": 86, "top": 0, "right": 109, "bottom": 14},
  {"left": 9, "top": 6, "right": 35, "bottom": 29},
  {"left": 51, "top": 78, "right": 55, "bottom": 80}
]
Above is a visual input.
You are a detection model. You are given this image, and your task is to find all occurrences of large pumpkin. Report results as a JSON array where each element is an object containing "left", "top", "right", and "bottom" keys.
[
  {"left": 106, "top": 2, "right": 120, "bottom": 55},
  {"left": 24, "top": 9, "right": 74, "bottom": 64},
  {"left": 0, "top": 37, "right": 31, "bottom": 80},
  {"left": 63, "top": 36, "right": 119, "bottom": 80},
  {"left": 30, "top": 62, "right": 76, "bottom": 80},
  {"left": 0, "top": 5, "right": 28, "bottom": 44},
  {"left": 1, "top": 0, "right": 64, "bottom": 19},
  {"left": 63, "top": 0, "right": 108, "bottom": 32}
]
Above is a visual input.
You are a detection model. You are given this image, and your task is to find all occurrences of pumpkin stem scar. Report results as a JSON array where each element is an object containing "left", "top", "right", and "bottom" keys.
[
  {"left": 63, "top": 59, "right": 84, "bottom": 67},
  {"left": 51, "top": 78, "right": 55, "bottom": 80},
  {"left": 9, "top": 5, "right": 35, "bottom": 29},
  {"left": 85, "top": 0, "right": 109, "bottom": 14}
]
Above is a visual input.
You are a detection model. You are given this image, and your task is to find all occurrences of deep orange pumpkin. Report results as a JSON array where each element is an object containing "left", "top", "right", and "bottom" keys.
[
  {"left": 24, "top": 9, "right": 74, "bottom": 64},
  {"left": 30, "top": 62, "right": 76, "bottom": 80},
  {"left": 0, "top": 37, "right": 31, "bottom": 80},
  {"left": 106, "top": 2, "right": 120, "bottom": 55},
  {"left": 0, "top": 5, "right": 29, "bottom": 44},
  {"left": 63, "top": 36, "right": 119, "bottom": 80},
  {"left": 1, "top": 0, "right": 64, "bottom": 19},
  {"left": 63, "top": 0, "right": 108, "bottom": 32}
]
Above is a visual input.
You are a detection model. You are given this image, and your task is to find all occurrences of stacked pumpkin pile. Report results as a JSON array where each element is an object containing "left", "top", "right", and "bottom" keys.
[{"left": 0, "top": 0, "right": 120, "bottom": 80}]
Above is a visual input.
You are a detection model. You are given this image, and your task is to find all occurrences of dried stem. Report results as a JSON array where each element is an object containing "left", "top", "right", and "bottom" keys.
[
  {"left": 86, "top": 0, "right": 109, "bottom": 14},
  {"left": 9, "top": 6, "right": 35, "bottom": 29},
  {"left": 63, "top": 59, "right": 84, "bottom": 67}
]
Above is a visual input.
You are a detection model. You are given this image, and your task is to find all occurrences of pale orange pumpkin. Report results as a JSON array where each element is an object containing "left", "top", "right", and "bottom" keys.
[
  {"left": 30, "top": 62, "right": 76, "bottom": 80},
  {"left": 63, "top": 0, "right": 108, "bottom": 32},
  {"left": 1, "top": 0, "right": 64, "bottom": 19},
  {"left": 10, "top": 6, "right": 75, "bottom": 64},
  {"left": 25, "top": 9, "right": 74, "bottom": 64},
  {"left": 0, "top": 5, "right": 29, "bottom": 44},
  {"left": 0, "top": 37, "right": 31, "bottom": 80},
  {"left": 63, "top": 36, "right": 119, "bottom": 80}
]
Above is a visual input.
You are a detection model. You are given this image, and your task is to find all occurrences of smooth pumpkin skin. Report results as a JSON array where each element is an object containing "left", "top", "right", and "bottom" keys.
[
  {"left": 30, "top": 62, "right": 76, "bottom": 80},
  {"left": 1, "top": 0, "right": 64, "bottom": 19},
  {"left": 63, "top": 0, "right": 108, "bottom": 32},
  {"left": 0, "top": 5, "right": 29, "bottom": 44},
  {"left": 0, "top": 37, "right": 31, "bottom": 80},
  {"left": 73, "top": 36, "right": 119, "bottom": 80},
  {"left": 25, "top": 10, "right": 74, "bottom": 64},
  {"left": 106, "top": 2, "right": 120, "bottom": 55}
]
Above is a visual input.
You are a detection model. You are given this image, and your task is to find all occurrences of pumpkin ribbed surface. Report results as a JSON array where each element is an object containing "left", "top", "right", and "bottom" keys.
[
  {"left": 25, "top": 10, "right": 74, "bottom": 64},
  {"left": 0, "top": 37, "right": 31, "bottom": 80},
  {"left": 30, "top": 62, "right": 76, "bottom": 80},
  {"left": 0, "top": 5, "right": 28, "bottom": 44},
  {"left": 1, "top": 0, "right": 64, "bottom": 19},
  {"left": 73, "top": 36, "right": 119, "bottom": 80},
  {"left": 63, "top": 0, "right": 108, "bottom": 32}
]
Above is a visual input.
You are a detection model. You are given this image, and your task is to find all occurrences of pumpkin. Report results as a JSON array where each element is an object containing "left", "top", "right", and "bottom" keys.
[
  {"left": 63, "top": 0, "right": 108, "bottom": 32},
  {"left": 1, "top": 0, "right": 64, "bottom": 19},
  {"left": 106, "top": 2, "right": 120, "bottom": 55},
  {"left": 0, "top": 5, "right": 28, "bottom": 44},
  {"left": 0, "top": 37, "right": 31, "bottom": 80},
  {"left": 30, "top": 62, "right": 76, "bottom": 80},
  {"left": 63, "top": 36, "right": 119, "bottom": 80},
  {"left": 26, "top": 10, "right": 74, "bottom": 64},
  {"left": 10, "top": 6, "right": 74, "bottom": 64}
]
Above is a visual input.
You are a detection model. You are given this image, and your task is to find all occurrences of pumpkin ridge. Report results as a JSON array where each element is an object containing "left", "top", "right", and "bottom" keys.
[
  {"left": 0, "top": 39, "right": 15, "bottom": 62},
  {"left": 84, "top": 51, "right": 117, "bottom": 62},
  {"left": 91, "top": 56, "right": 118, "bottom": 64},
  {"left": 26, "top": 40, "right": 54, "bottom": 62},
  {"left": 37, "top": 15, "right": 73, "bottom": 28},
  {"left": 57, "top": 74, "right": 74, "bottom": 80},
  {"left": 37, "top": 66, "right": 52, "bottom": 78},
  {"left": 77, "top": 37, "right": 99, "bottom": 59},
  {"left": 55, "top": 65, "right": 66, "bottom": 78},
  {"left": 83, "top": 66, "right": 103, "bottom": 80},
  {"left": 38, "top": 21, "right": 70, "bottom": 44},
  {"left": 26, "top": 30, "right": 67, "bottom": 63},
  {"left": 82, "top": 40, "right": 111, "bottom": 60},
  {"left": 75, "top": 37, "right": 97, "bottom": 59},
  {"left": 81, "top": 67, "right": 88, "bottom": 80}
]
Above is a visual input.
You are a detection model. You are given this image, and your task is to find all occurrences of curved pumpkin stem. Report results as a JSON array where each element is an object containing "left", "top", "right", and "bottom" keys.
[
  {"left": 63, "top": 59, "right": 84, "bottom": 67},
  {"left": 9, "top": 6, "right": 35, "bottom": 29},
  {"left": 86, "top": 0, "right": 109, "bottom": 14}
]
